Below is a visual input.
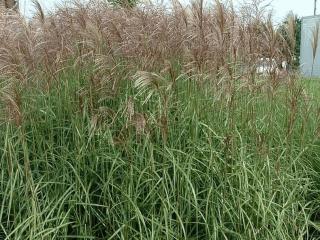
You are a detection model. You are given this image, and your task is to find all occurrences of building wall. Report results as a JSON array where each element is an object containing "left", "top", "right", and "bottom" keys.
[{"left": 300, "top": 16, "right": 320, "bottom": 77}]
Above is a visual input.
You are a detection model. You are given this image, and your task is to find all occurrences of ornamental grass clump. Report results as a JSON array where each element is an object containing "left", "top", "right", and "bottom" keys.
[{"left": 0, "top": 0, "right": 320, "bottom": 239}]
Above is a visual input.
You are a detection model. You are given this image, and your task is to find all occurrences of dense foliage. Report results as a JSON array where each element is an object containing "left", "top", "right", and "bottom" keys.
[
  {"left": 0, "top": 1, "right": 319, "bottom": 239},
  {"left": 278, "top": 13, "right": 302, "bottom": 67}
]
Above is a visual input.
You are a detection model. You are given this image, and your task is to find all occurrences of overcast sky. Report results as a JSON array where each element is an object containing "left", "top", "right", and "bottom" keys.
[
  {"left": 19, "top": 0, "right": 318, "bottom": 22},
  {"left": 271, "top": 0, "right": 315, "bottom": 21}
]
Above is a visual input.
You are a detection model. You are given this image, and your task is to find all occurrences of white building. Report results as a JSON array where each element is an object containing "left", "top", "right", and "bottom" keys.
[{"left": 300, "top": 15, "right": 320, "bottom": 77}]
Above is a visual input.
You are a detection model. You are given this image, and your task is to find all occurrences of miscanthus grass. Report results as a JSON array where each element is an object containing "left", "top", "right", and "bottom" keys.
[
  {"left": 0, "top": 67, "right": 319, "bottom": 239},
  {"left": 0, "top": 0, "right": 320, "bottom": 239}
]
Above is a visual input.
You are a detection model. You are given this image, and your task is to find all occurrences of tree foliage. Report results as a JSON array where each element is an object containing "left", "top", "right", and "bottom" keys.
[
  {"left": 108, "top": 0, "right": 139, "bottom": 8},
  {"left": 278, "top": 12, "right": 302, "bottom": 68}
]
